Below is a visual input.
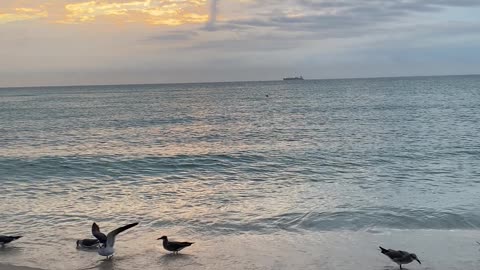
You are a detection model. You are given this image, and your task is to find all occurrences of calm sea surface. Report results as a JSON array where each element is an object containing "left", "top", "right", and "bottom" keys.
[{"left": 1, "top": 76, "right": 480, "bottom": 270}]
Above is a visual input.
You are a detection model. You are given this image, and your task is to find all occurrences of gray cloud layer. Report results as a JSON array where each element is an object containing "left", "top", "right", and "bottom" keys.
[
  {"left": 206, "top": 0, "right": 219, "bottom": 29},
  {"left": 1, "top": 0, "right": 480, "bottom": 87},
  {"left": 217, "top": 0, "right": 480, "bottom": 33}
]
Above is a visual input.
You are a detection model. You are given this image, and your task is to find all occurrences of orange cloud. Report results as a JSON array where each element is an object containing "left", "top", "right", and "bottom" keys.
[
  {"left": 0, "top": 7, "right": 48, "bottom": 24},
  {"left": 0, "top": 0, "right": 209, "bottom": 26},
  {"left": 60, "top": 0, "right": 209, "bottom": 25}
]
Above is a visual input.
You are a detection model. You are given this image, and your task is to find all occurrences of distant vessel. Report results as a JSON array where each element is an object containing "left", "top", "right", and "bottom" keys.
[{"left": 283, "top": 76, "right": 304, "bottom": 81}]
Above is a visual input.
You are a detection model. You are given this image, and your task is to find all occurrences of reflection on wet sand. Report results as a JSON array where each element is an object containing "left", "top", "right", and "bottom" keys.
[
  {"left": 76, "top": 247, "right": 99, "bottom": 253},
  {"left": 157, "top": 253, "right": 201, "bottom": 269},
  {"left": 78, "top": 257, "right": 121, "bottom": 270},
  {"left": 0, "top": 246, "right": 23, "bottom": 257},
  {"left": 96, "top": 259, "right": 115, "bottom": 270},
  {"left": 159, "top": 253, "right": 193, "bottom": 262},
  {"left": 383, "top": 267, "right": 405, "bottom": 270}
]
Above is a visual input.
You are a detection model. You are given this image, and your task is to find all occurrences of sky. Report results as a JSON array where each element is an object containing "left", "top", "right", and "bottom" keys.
[{"left": 1, "top": 0, "right": 480, "bottom": 87}]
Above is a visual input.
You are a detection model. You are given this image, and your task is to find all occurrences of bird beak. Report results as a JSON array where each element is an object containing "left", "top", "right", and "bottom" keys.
[
  {"left": 416, "top": 259, "right": 421, "bottom": 264},
  {"left": 156, "top": 238, "right": 161, "bottom": 240}
]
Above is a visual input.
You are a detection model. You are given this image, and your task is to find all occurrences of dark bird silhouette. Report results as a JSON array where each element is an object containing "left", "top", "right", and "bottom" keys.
[
  {"left": 157, "top": 236, "right": 193, "bottom": 254},
  {"left": 76, "top": 238, "right": 100, "bottom": 249},
  {"left": 380, "top": 246, "right": 421, "bottom": 269},
  {"left": 0, "top": 236, "right": 22, "bottom": 247}
]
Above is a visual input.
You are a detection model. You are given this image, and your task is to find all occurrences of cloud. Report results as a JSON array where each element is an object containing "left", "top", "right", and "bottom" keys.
[
  {"left": 215, "top": 0, "right": 480, "bottom": 36},
  {"left": 148, "top": 30, "right": 199, "bottom": 41},
  {"left": 1, "top": 0, "right": 480, "bottom": 87},
  {"left": 205, "top": 0, "right": 218, "bottom": 30},
  {"left": 60, "top": 0, "right": 209, "bottom": 25},
  {"left": 0, "top": 7, "right": 48, "bottom": 24},
  {"left": 186, "top": 38, "right": 299, "bottom": 52},
  {"left": 0, "top": 0, "right": 210, "bottom": 25}
]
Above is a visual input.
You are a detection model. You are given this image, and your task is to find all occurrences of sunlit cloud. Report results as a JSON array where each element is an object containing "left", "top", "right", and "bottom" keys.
[
  {"left": 0, "top": 0, "right": 209, "bottom": 25},
  {"left": 2, "top": 0, "right": 480, "bottom": 87},
  {"left": 0, "top": 7, "right": 48, "bottom": 24},
  {"left": 60, "top": 0, "right": 209, "bottom": 25}
]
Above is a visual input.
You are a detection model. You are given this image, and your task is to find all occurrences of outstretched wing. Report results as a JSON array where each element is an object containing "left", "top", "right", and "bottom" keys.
[
  {"left": 92, "top": 223, "right": 107, "bottom": 244},
  {"left": 0, "top": 236, "right": 21, "bottom": 244},
  {"left": 106, "top": 222, "right": 138, "bottom": 248}
]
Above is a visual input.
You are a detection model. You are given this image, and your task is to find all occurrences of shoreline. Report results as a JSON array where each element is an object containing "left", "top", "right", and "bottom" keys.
[
  {"left": 0, "top": 264, "right": 43, "bottom": 270},
  {"left": 1, "top": 230, "right": 480, "bottom": 270},
  {"left": 1, "top": 73, "right": 478, "bottom": 89}
]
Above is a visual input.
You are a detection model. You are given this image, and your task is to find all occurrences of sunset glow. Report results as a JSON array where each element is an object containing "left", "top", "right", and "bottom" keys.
[
  {"left": 2, "top": 0, "right": 480, "bottom": 87},
  {"left": 0, "top": 0, "right": 209, "bottom": 25},
  {"left": 0, "top": 7, "right": 48, "bottom": 24}
]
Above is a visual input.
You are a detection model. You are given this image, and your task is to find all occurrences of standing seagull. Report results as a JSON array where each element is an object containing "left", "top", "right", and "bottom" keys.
[
  {"left": 157, "top": 236, "right": 193, "bottom": 254},
  {"left": 91, "top": 222, "right": 138, "bottom": 259},
  {"left": 380, "top": 246, "right": 421, "bottom": 269},
  {"left": 0, "top": 235, "right": 22, "bottom": 247}
]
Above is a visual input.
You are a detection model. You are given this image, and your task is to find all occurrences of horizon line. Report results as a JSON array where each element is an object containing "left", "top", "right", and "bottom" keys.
[{"left": 1, "top": 73, "right": 479, "bottom": 90}]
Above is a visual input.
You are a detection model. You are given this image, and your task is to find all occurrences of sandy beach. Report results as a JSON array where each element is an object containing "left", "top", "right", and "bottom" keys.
[
  {"left": 0, "top": 264, "right": 42, "bottom": 270},
  {"left": 1, "top": 230, "right": 480, "bottom": 270}
]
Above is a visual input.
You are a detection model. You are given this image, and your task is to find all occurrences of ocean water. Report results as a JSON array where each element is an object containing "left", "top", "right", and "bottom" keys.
[{"left": 1, "top": 75, "right": 480, "bottom": 270}]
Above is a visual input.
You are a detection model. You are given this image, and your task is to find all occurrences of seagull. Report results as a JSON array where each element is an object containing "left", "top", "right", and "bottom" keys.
[
  {"left": 0, "top": 236, "right": 22, "bottom": 247},
  {"left": 157, "top": 235, "right": 193, "bottom": 254},
  {"left": 91, "top": 222, "right": 138, "bottom": 259},
  {"left": 379, "top": 246, "right": 421, "bottom": 269},
  {"left": 76, "top": 238, "right": 100, "bottom": 249}
]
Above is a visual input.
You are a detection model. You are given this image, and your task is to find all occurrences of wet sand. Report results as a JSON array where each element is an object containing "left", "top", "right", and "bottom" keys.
[
  {"left": 0, "top": 264, "right": 42, "bottom": 270},
  {"left": 1, "top": 230, "right": 480, "bottom": 270}
]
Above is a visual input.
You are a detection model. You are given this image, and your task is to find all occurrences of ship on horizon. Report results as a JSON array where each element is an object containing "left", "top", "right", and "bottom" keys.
[{"left": 283, "top": 76, "right": 304, "bottom": 81}]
